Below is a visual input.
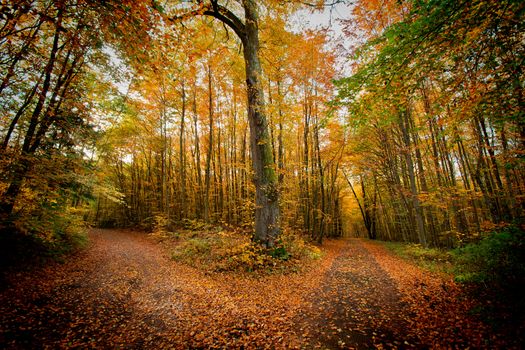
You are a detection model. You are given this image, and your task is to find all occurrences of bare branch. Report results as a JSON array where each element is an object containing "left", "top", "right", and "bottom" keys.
[
  {"left": 167, "top": 1, "right": 246, "bottom": 44},
  {"left": 287, "top": 0, "right": 347, "bottom": 8}
]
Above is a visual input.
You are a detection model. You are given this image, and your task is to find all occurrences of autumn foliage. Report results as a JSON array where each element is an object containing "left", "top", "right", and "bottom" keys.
[{"left": 0, "top": 0, "right": 524, "bottom": 348}]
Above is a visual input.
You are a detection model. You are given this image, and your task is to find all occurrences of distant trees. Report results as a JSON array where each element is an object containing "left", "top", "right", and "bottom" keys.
[
  {"left": 90, "top": 2, "right": 344, "bottom": 242},
  {"left": 337, "top": 0, "right": 525, "bottom": 247}
]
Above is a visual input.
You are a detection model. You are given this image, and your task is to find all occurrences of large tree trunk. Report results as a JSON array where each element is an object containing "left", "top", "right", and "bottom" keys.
[
  {"left": 204, "top": 64, "right": 214, "bottom": 223},
  {"left": 171, "top": 0, "right": 281, "bottom": 247},
  {"left": 242, "top": 0, "right": 280, "bottom": 247}
]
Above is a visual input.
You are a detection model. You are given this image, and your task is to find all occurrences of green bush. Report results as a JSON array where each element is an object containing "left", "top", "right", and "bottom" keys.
[
  {"left": 269, "top": 244, "right": 290, "bottom": 260},
  {"left": 453, "top": 225, "right": 525, "bottom": 285}
]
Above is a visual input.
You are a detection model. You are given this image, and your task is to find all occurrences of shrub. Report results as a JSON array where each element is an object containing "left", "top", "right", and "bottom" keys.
[
  {"left": 170, "top": 229, "right": 322, "bottom": 273},
  {"left": 0, "top": 205, "right": 89, "bottom": 270},
  {"left": 279, "top": 231, "right": 323, "bottom": 261},
  {"left": 181, "top": 218, "right": 214, "bottom": 231},
  {"left": 171, "top": 237, "right": 212, "bottom": 265},
  {"left": 452, "top": 224, "right": 525, "bottom": 331},
  {"left": 269, "top": 245, "right": 290, "bottom": 260},
  {"left": 453, "top": 225, "right": 525, "bottom": 286},
  {"left": 149, "top": 214, "right": 180, "bottom": 240},
  {"left": 219, "top": 242, "right": 273, "bottom": 272}
]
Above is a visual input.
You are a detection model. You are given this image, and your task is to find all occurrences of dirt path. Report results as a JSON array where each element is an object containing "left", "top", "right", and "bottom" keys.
[
  {"left": 0, "top": 229, "right": 502, "bottom": 349},
  {"left": 295, "top": 239, "right": 415, "bottom": 349}
]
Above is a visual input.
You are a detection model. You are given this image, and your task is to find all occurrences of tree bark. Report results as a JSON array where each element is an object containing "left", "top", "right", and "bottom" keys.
[
  {"left": 242, "top": 0, "right": 280, "bottom": 247},
  {"left": 169, "top": 0, "right": 281, "bottom": 246},
  {"left": 204, "top": 64, "right": 213, "bottom": 223},
  {"left": 179, "top": 79, "right": 186, "bottom": 219},
  {"left": 192, "top": 80, "right": 203, "bottom": 219}
]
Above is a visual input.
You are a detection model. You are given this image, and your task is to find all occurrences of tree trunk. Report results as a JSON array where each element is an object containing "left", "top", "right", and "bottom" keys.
[
  {"left": 204, "top": 64, "right": 213, "bottom": 223},
  {"left": 192, "top": 80, "right": 203, "bottom": 219},
  {"left": 179, "top": 79, "right": 186, "bottom": 219},
  {"left": 171, "top": 0, "right": 281, "bottom": 246},
  {"left": 241, "top": 0, "right": 280, "bottom": 247},
  {"left": 399, "top": 106, "right": 427, "bottom": 247}
]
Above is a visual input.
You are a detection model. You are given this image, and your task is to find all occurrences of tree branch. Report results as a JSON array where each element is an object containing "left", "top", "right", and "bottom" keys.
[
  {"left": 168, "top": 1, "right": 246, "bottom": 44},
  {"left": 290, "top": 0, "right": 346, "bottom": 8}
]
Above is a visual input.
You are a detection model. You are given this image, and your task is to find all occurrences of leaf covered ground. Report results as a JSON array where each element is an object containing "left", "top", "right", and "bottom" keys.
[{"left": 0, "top": 229, "right": 520, "bottom": 349}]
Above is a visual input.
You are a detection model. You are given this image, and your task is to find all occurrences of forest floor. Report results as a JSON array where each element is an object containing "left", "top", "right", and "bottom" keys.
[{"left": 0, "top": 228, "right": 519, "bottom": 349}]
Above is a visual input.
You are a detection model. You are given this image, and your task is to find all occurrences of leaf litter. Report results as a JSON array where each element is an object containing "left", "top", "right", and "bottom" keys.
[{"left": 0, "top": 229, "right": 519, "bottom": 349}]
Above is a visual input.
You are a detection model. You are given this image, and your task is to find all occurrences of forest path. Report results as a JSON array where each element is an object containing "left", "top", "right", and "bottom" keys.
[
  {"left": 0, "top": 229, "right": 489, "bottom": 349},
  {"left": 295, "top": 238, "right": 413, "bottom": 349}
]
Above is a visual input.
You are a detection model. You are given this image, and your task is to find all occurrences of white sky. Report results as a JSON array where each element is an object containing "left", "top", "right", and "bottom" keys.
[
  {"left": 291, "top": 2, "right": 352, "bottom": 35},
  {"left": 291, "top": 2, "right": 354, "bottom": 75}
]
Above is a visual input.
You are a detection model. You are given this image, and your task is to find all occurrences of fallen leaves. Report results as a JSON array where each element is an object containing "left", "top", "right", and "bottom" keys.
[
  {"left": 293, "top": 239, "right": 415, "bottom": 349},
  {"left": 362, "top": 240, "right": 521, "bottom": 349},
  {"left": 0, "top": 229, "right": 335, "bottom": 349},
  {"left": 0, "top": 230, "right": 520, "bottom": 349}
]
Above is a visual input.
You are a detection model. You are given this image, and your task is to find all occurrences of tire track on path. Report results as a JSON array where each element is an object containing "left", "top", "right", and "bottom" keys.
[{"left": 296, "top": 238, "right": 416, "bottom": 349}]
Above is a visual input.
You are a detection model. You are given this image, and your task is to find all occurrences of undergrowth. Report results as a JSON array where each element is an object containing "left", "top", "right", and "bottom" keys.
[
  {"left": 381, "top": 224, "right": 525, "bottom": 332},
  {"left": 0, "top": 206, "right": 89, "bottom": 272},
  {"left": 452, "top": 225, "right": 525, "bottom": 286},
  {"left": 453, "top": 224, "right": 525, "bottom": 331},
  {"left": 380, "top": 224, "right": 525, "bottom": 285},
  {"left": 380, "top": 241, "right": 453, "bottom": 274},
  {"left": 168, "top": 227, "right": 322, "bottom": 274}
]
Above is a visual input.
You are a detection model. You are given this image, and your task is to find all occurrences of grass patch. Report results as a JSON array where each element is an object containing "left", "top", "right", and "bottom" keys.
[
  {"left": 169, "top": 227, "right": 322, "bottom": 274},
  {"left": 380, "top": 241, "right": 454, "bottom": 274}
]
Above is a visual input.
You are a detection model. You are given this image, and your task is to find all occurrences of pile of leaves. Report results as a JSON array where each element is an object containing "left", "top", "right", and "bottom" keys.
[{"left": 167, "top": 227, "right": 322, "bottom": 273}]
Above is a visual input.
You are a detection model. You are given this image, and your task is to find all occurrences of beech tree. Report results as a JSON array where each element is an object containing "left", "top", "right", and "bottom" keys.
[
  {"left": 169, "top": 0, "right": 281, "bottom": 247},
  {"left": 90, "top": 1, "right": 343, "bottom": 241}
]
